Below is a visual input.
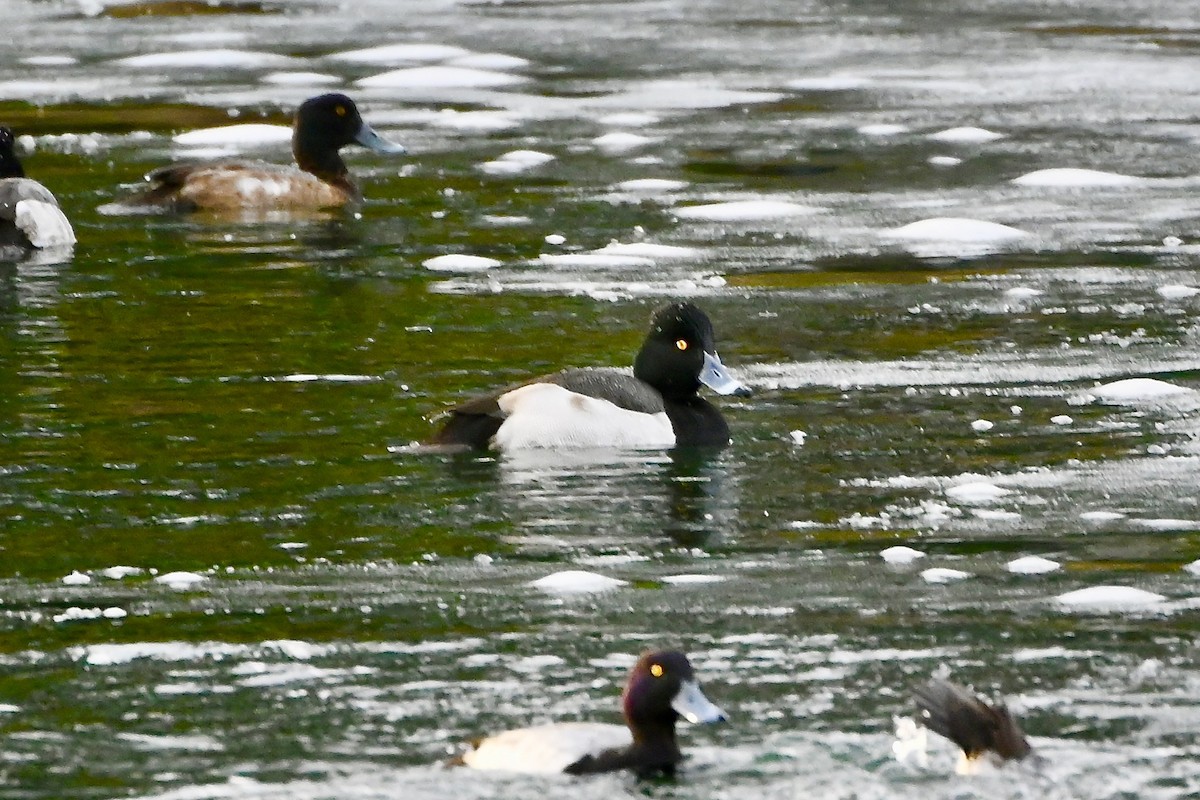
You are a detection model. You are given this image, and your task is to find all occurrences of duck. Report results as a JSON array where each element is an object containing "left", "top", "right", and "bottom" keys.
[
  {"left": 0, "top": 127, "right": 76, "bottom": 251},
  {"left": 115, "top": 93, "right": 405, "bottom": 212},
  {"left": 912, "top": 678, "right": 1032, "bottom": 773},
  {"left": 458, "top": 649, "right": 727, "bottom": 778},
  {"left": 430, "top": 302, "right": 751, "bottom": 450}
]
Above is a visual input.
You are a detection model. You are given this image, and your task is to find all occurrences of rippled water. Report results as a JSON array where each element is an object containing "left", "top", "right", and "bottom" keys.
[{"left": 3, "top": 0, "right": 1200, "bottom": 798}]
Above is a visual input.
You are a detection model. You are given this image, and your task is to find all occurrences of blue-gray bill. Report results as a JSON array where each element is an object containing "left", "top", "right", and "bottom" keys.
[
  {"left": 355, "top": 123, "right": 407, "bottom": 155},
  {"left": 671, "top": 679, "right": 728, "bottom": 724},
  {"left": 700, "top": 351, "right": 752, "bottom": 397}
]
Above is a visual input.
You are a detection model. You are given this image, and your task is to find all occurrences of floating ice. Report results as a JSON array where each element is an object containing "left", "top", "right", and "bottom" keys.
[
  {"left": 615, "top": 178, "right": 689, "bottom": 192},
  {"left": 1185, "top": 559, "right": 1200, "bottom": 576},
  {"left": 357, "top": 66, "right": 528, "bottom": 89},
  {"left": 101, "top": 566, "right": 142, "bottom": 580},
  {"left": 598, "top": 112, "right": 661, "bottom": 127},
  {"left": 449, "top": 53, "right": 531, "bottom": 71},
  {"left": 327, "top": 43, "right": 471, "bottom": 64},
  {"left": 1050, "top": 415, "right": 1073, "bottom": 425},
  {"left": 788, "top": 75, "right": 875, "bottom": 91},
  {"left": 1055, "top": 585, "right": 1165, "bottom": 610},
  {"left": 1089, "top": 377, "right": 1193, "bottom": 404},
  {"left": 1007, "top": 556, "right": 1061, "bottom": 574},
  {"left": 422, "top": 254, "right": 502, "bottom": 272},
  {"left": 945, "top": 481, "right": 1009, "bottom": 505},
  {"left": 928, "top": 155, "right": 962, "bottom": 166},
  {"left": 61, "top": 571, "right": 91, "bottom": 586},
  {"left": 103, "top": 607, "right": 128, "bottom": 620},
  {"left": 154, "top": 571, "right": 208, "bottom": 589},
  {"left": 880, "top": 545, "right": 926, "bottom": 564},
  {"left": 429, "top": 111, "right": 521, "bottom": 132},
  {"left": 529, "top": 570, "right": 627, "bottom": 595},
  {"left": 276, "top": 374, "right": 377, "bottom": 383},
  {"left": 261, "top": 71, "right": 341, "bottom": 86},
  {"left": 1080, "top": 510, "right": 1125, "bottom": 522},
  {"left": 537, "top": 253, "right": 656, "bottom": 269},
  {"left": 970, "top": 419, "right": 994, "bottom": 432},
  {"left": 662, "top": 574, "right": 726, "bottom": 584},
  {"left": 1157, "top": 284, "right": 1200, "bottom": 299},
  {"left": 927, "top": 126, "right": 1004, "bottom": 143},
  {"left": 115, "top": 49, "right": 297, "bottom": 69},
  {"left": 544, "top": 233, "right": 566, "bottom": 245},
  {"left": 478, "top": 150, "right": 555, "bottom": 175},
  {"left": 789, "top": 430, "right": 807, "bottom": 446},
  {"left": 590, "top": 80, "right": 783, "bottom": 110},
  {"left": 886, "top": 217, "right": 1030, "bottom": 245},
  {"left": 1135, "top": 518, "right": 1199, "bottom": 532},
  {"left": 674, "top": 200, "right": 821, "bottom": 221},
  {"left": 1005, "top": 286, "right": 1043, "bottom": 298},
  {"left": 1011, "top": 168, "right": 1144, "bottom": 187},
  {"left": 922, "top": 567, "right": 971, "bottom": 583},
  {"left": 22, "top": 55, "right": 77, "bottom": 66},
  {"left": 593, "top": 132, "right": 656, "bottom": 153},
  {"left": 857, "top": 123, "right": 909, "bottom": 136},
  {"left": 173, "top": 124, "right": 292, "bottom": 147},
  {"left": 591, "top": 242, "right": 700, "bottom": 259}
]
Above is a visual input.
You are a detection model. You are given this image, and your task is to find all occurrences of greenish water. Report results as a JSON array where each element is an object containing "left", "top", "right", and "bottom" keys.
[{"left": 3, "top": 0, "right": 1200, "bottom": 798}]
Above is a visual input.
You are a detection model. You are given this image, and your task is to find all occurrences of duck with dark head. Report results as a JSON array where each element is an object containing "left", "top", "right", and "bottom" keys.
[{"left": 0, "top": 126, "right": 75, "bottom": 252}]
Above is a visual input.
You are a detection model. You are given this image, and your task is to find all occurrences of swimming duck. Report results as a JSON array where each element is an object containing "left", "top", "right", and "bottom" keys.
[
  {"left": 459, "top": 649, "right": 727, "bottom": 777},
  {"left": 912, "top": 679, "right": 1032, "bottom": 773},
  {"left": 0, "top": 127, "right": 76, "bottom": 251},
  {"left": 118, "top": 93, "right": 405, "bottom": 212},
  {"left": 431, "top": 302, "right": 751, "bottom": 450}
]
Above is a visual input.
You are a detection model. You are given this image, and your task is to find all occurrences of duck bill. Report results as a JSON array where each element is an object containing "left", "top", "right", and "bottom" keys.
[
  {"left": 671, "top": 679, "right": 727, "bottom": 724},
  {"left": 700, "top": 351, "right": 751, "bottom": 398},
  {"left": 354, "top": 123, "right": 407, "bottom": 155}
]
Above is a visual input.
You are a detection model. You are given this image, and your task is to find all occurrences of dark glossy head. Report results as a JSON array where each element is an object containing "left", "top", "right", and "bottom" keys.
[
  {"left": 621, "top": 650, "right": 726, "bottom": 737},
  {"left": 291, "top": 94, "right": 405, "bottom": 178},
  {"left": 0, "top": 127, "right": 25, "bottom": 178},
  {"left": 633, "top": 302, "right": 750, "bottom": 400}
]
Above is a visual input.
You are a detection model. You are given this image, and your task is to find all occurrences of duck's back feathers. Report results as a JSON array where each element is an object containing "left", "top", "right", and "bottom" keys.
[
  {"left": 130, "top": 160, "right": 351, "bottom": 211},
  {"left": 913, "top": 679, "right": 1032, "bottom": 762}
]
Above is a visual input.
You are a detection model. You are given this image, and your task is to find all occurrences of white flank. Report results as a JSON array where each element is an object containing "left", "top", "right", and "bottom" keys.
[
  {"left": 462, "top": 722, "right": 630, "bottom": 773},
  {"left": 15, "top": 199, "right": 75, "bottom": 247},
  {"left": 494, "top": 383, "right": 674, "bottom": 449}
]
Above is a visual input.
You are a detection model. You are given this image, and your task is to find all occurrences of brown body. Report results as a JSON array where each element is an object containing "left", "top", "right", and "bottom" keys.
[{"left": 913, "top": 679, "right": 1032, "bottom": 764}]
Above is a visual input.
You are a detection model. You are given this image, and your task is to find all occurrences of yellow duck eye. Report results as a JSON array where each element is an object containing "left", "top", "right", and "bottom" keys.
[
  {"left": 335, "top": 105, "right": 347, "bottom": 117},
  {"left": 675, "top": 339, "right": 688, "bottom": 351},
  {"left": 650, "top": 663, "right": 664, "bottom": 678}
]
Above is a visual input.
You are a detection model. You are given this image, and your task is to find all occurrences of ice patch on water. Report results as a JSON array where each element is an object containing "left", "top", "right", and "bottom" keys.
[
  {"left": 1085, "top": 377, "right": 1194, "bottom": 405},
  {"left": 593, "top": 132, "right": 656, "bottom": 153},
  {"left": 261, "top": 72, "right": 341, "bottom": 87},
  {"left": 857, "top": 123, "right": 909, "bottom": 136},
  {"left": 674, "top": 200, "right": 822, "bottom": 221},
  {"left": 1055, "top": 585, "right": 1165, "bottom": 611},
  {"left": 1007, "top": 556, "right": 1061, "bottom": 574},
  {"left": 921, "top": 567, "right": 971, "bottom": 583},
  {"left": 173, "top": 125, "right": 292, "bottom": 147},
  {"left": 154, "top": 571, "right": 207, "bottom": 589},
  {"left": 662, "top": 574, "right": 726, "bottom": 584},
  {"left": 598, "top": 112, "right": 661, "bottom": 127},
  {"left": 274, "top": 374, "right": 378, "bottom": 383},
  {"left": 1184, "top": 560, "right": 1200, "bottom": 576},
  {"left": 615, "top": 178, "right": 689, "bottom": 192},
  {"left": 449, "top": 53, "right": 531, "bottom": 71},
  {"left": 944, "top": 481, "right": 1009, "bottom": 505},
  {"left": 1157, "top": 284, "right": 1200, "bottom": 299},
  {"left": 61, "top": 570, "right": 91, "bottom": 586},
  {"left": 422, "top": 254, "right": 502, "bottom": 272},
  {"left": 788, "top": 75, "right": 875, "bottom": 91},
  {"left": 1080, "top": 510, "right": 1126, "bottom": 522},
  {"left": 927, "top": 126, "right": 1004, "bottom": 143},
  {"left": 357, "top": 66, "right": 528, "bottom": 89},
  {"left": 1011, "top": 168, "right": 1145, "bottom": 187},
  {"left": 589, "top": 80, "right": 783, "bottom": 111},
  {"left": 327, "top": 44, "right": 471, "bottom": 64},
  {"left": 880, "top": 546, "right": 925, "bottom": 564},
  {"left": 928, "top": 155, "right": 962, "bottom": 166},
  {"left": 537, "top": 253, "right": 656, "bottom": 269},
  {"left": 885, "top": 217, "right": 1030, "bottom": 245},
  {"left": 101, "top": 565, "right": 142, "bottom": 579},
  {"left": 429, "top": 110, "right": 521, "bottom": 132},
  {"left": 1134, "top": 518, "right": 1199, "bottom": 531},
  {"left": 478, "top": 150, "right": 555, "bottom": 175},
  {"left": 22, "top": 55, "right": 77, "bottom": 66},
  {"left": 115, "top": 50, "right": 298, "bottom": 69},
  {"left": 590, "top": 242, "right": 701, "bottom": 259},
  {"left": 529, "top": 570, "right": 627, "bottom": 595},
  {"left": 970, "top": 419, "right": 994, "bottom": 432}
]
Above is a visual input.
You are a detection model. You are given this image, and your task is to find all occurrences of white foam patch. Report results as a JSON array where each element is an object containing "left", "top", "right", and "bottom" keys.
[
  {"left": 1005, "top": 286, "right": 1043, "bottom": 298},
  {"left": 886, "top": 217, "right": 1031, "bottom": 245},
  {"left": 590, "top": 80, "right": 783, "bottom": 110},
  {"left": 1080, "top": 510, "right": 1126, "bottom": 522},
  {"left": 154, "top": 571, "right": 207, "bottom": 589},
  {"left": 590, "top": 242, "right": 701, "bottom": 259},
  {"left": 880, "top": 546, "right": 926, "bottom": 564},
  {"left": 945, "top": 481, "right": 1009, "bottom": 505},
  {"left": 674, "top": 200, "right": 821, "bottom": 221},
  {"left": 61, "top": 571, "right": 91, "bottom": 586},
  {"left": 615, "top": 178, "right": 689, "bottom": 192},
  {"left": 173, "top": 124, "right": 292, "bottom": 147},
  {"left": 788, "top": 75, "right": 875, "bottom": 91},
  {"left": 857, "top": 123, "right": 908, "bottom": 136},
  {"left": 1157, "top": 284, "right": 1200, "bottom": 299},
  {"left": 1007, "top": 556, "right": 1061, "bottom": 574},
  {"left": 662, "top": 574, "right": 726, "bottom": 584},
  {"left": 115, "top": 49, "right": 297, "bottom": 69},
  {"left": 927, "top": 126, "right": 1004, "bottom": 143},
  {"left": 356, "top": 66, "right": 528, "bottom": 89},
  {"left": 1011, "top": 168, "right": 1145, "bottom": 187},
  {"left": 101, "top": 566, "right": 142, "bottom": 579},
  {"left": 478, "top": 149, "right": 555, "bottom": 175},
  {"left": 449, "top": 53, "right": 530, "bottom": 71},
  {"left": 1055, "top": 586, "right": 1166, "bottom": 610},
  {"left": 1135, "top": 518, "right": 1199, "bottom": 531},
  {"left": 422, "top": 254, "right": 501, "bottom": 272},
  {"left": 429, "top": 110, "right": 521, "bottom": 132},
  {"left": 537, "top": 253, "right": 656, "bottom": 269},
  {"left": 529, "top": 570, "right": 628, "bottom": 595},
  {"left": 789, "top": 430, "right": 807, "bottom": 446},
  {"left": 593, "top": 132, "right": 656, "bottom": 153},
  {"left": 971, "top": 419, "right": 994, "bottom": 432},
  {"left": 921, "top": 567, "right": 971, "bottom": 583},
  {"left": 1088, "top": 378, "right": 1193, "bottom": 404},
  {"left": 260, "top": 72, "right": 341, "bottom": 87},
  {"left": 327, "top": 43, "right": 471, "bottom": 64},
  {"left": 928, "top": 155, "right": 962, "bottom": 166}
]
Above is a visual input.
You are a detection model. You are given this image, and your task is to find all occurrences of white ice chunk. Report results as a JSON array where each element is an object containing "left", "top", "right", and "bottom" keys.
[
  {"left": 927, "top": 126, "right": 1004, "bottom": 143},
  {"left": 357, "top": 66, "right": 528, "bottom": 89},
  {"left": 880, "top": 546, "right": 926, "bottom": 564},
  {"left": 674, "top": 200, "right": 821, "bottom": 221},
  {"left": 1055, "top": 586, "right": 1165, "bottom": 610},
  {"left": 921, "top": 567, "right": 971, "bottom": 583},
  {"left": 1011, "top": 168, "right": 1144, "bottom": 188},
  {"left": 886, "top": 217, "right": 1030, "bottom": 245},
  {"left": 422, "top": 254, "right": 502, "bottom": 272},
  {"left": 529, "top": 570, "right": 628, "bottom": 595},
  {"left": 1007, "top": 556, "right": 1061, "bottom": 574},
  {"left": 945, "top": 481, "right": 1009, "bottom": 505}
]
